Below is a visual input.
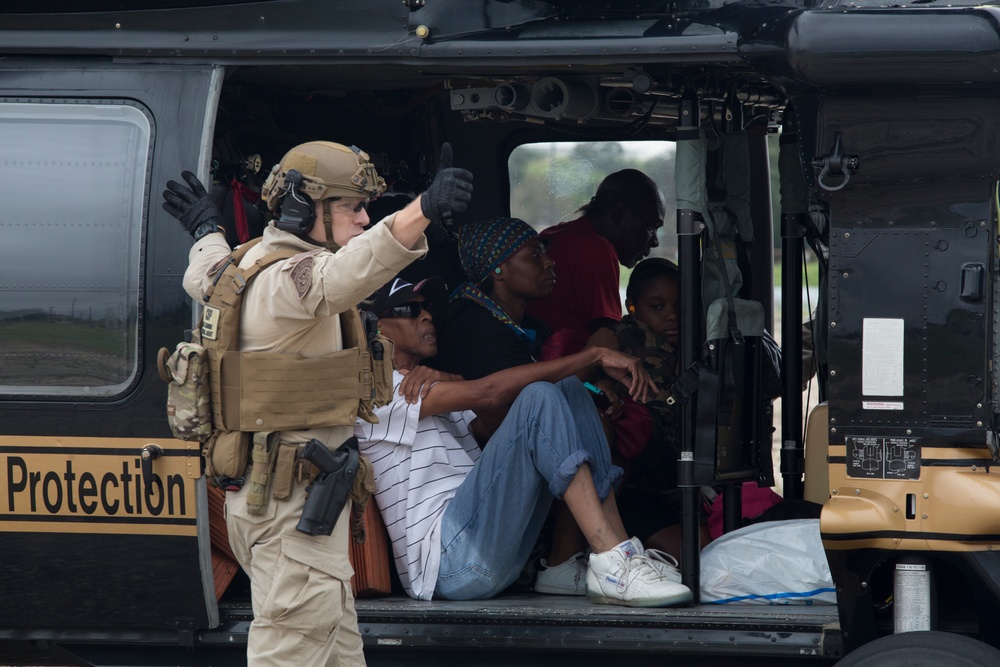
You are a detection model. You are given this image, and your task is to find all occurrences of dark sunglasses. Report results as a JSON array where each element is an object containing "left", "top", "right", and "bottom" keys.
[{"left": 380, "top": 302, "right": 426, "bottom": 319}]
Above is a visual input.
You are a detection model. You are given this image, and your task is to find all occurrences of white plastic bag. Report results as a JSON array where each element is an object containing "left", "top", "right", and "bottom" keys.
[{"left": 700, "top": 518, "right": 837, "bottom": 605}]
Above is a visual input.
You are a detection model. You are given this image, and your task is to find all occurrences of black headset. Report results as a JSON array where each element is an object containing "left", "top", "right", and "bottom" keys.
[{"left": 274, "top": 169, "right": 316, "bottom": 234}]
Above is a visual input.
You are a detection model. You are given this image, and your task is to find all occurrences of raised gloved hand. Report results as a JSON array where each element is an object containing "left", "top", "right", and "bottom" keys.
[
  {"left": 420, "top": 142, "right": 473, "bottom": 221},
  {"left": 162, "top": 171, "right": 224, "bottom": 240}
]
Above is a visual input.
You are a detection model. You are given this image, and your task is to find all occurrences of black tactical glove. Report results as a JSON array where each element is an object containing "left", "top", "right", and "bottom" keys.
[
  {"left": 420, "top": 142, "right": 473, "bottom": 221},
  {"left": 162, "top": 171, "right": 224, "bottom": 241}
]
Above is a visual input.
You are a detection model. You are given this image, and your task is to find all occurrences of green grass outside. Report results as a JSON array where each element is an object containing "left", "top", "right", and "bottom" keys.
[
  {"left": 0, "top": 320, "right": 125, "bottom": 355},
  {"left": 772, "top": 260, "right": 820, "bottom": 289}
]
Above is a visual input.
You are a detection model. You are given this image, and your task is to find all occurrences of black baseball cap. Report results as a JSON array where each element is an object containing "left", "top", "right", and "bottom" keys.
[{"left": 365, "top": 277, "right": 446, "bottom": 316}]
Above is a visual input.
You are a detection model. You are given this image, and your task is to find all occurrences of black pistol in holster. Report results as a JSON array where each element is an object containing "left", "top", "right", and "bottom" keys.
[
  {"left": 362, "top": 309, "right": 384, "bottom": 362},
  {"left": 296, "top": 437, "right": 359, "bottom": 537}
]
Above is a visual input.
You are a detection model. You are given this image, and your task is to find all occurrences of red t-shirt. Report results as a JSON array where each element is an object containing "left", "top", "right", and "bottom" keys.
[{"left": 526, "top": 216, "right": 623, "bottom": 337}]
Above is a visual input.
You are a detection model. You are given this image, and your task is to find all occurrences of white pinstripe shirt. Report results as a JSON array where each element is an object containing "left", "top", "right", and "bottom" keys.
[{"left": 355, "top": 371, "right": 481, "bottom": 600}]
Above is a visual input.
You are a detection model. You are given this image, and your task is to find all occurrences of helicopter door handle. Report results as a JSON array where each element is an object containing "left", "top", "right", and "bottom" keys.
[
  {"left": 140, "top": 444, "right": 164, "bottom": 495},
  {"left": 960, "top": 263, "right": 985, "bottom": 302}
]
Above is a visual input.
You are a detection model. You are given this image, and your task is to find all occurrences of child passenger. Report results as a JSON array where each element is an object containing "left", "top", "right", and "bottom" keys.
[{"left": 605, "top": 258, "right": 710, "bottom": 555}]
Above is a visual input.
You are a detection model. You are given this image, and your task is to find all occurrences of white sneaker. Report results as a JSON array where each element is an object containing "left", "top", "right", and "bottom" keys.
[
  {"left": 534, "top": 552, "right": 588, "bottom": 595},
  {"left": 586, "top": 538, "right": 693, "bottom": 608},
  {"left": 631, "top": 537, "right": 684, "bottom": 585}
]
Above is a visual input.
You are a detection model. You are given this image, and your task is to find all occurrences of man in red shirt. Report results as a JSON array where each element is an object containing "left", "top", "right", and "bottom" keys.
[{"left": 527, "top": 169, "right": 666, "bottom": 346}]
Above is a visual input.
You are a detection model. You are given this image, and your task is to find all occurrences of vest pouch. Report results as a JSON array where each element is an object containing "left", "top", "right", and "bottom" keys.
[
  {"left": 218, "top": 349, "right": 366, "bottom": 432},
  {"left": 204, "top": 429, "right": 251, "bottom": 481},
  {"left": 246, "top": 432, "right": 280, "bottom": 516},
  {"left": 159, "top": 342, "right": 212, "bottom": 442},
  {"left": 271, "top": 442, "right": 302, "bottom": 502}
]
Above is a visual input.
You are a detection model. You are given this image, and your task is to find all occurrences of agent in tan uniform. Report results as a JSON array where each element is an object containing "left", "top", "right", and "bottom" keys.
[{"left": 163, "top": 141, "right": 472, "bottom": 667}]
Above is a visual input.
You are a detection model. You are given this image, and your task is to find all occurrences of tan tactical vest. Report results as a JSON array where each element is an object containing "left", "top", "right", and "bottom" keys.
[{"left": 198, "top": 238, "right": 394, "bottom": 433}]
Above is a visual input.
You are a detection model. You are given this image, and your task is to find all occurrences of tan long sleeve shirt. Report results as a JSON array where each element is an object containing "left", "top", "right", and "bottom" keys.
[{"left": 182, "top": 214, "right": 427, "bottom": 447}]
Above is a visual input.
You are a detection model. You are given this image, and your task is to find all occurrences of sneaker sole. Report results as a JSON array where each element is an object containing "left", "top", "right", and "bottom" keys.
[
  {"left": 586, "top": 588, "right": 694, "bottom": 608},
  {"left": 534, "top": 582, "right": 587, "bottom": 596}
]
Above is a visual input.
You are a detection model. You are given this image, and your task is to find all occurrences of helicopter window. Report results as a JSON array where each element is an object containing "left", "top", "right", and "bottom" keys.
[
  {"left": 509, "top": 140, "right": 677, "bottom": 256},
  {"left": 508, "top": 140, "right": 678, "bottom": 307},
  {"left": 0, "top": 101, "right": 151, "bottom": 399}
]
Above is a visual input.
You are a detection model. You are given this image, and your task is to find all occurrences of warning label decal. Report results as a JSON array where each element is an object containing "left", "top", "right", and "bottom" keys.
[{"left": 846, "top": 436, "right": 920, "bottom": 480}]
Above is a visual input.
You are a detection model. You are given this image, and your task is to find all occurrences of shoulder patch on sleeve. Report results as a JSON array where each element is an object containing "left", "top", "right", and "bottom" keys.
[
  {"left": 290, "top": 255, "right": 314, "bottom": 299},
  {"left": 208, "top": 256, "right": 231, "bottom": 276}
]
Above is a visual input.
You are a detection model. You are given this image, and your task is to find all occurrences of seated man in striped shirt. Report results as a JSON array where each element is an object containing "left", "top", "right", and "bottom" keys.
[{"left": 354, "top": 277, "right": 693, "bottom": 608}]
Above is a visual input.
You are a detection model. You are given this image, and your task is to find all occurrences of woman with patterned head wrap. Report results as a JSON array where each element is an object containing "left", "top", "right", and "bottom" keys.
[
  {"left": 431, "top": 216, "right": 557, "bottom": 381},
  {"left": 429, "top": 217, "right": 635, "bottom": 597}
]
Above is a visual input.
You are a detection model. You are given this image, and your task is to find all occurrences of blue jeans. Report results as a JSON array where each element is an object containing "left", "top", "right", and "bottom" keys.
[{"left": 435, "top": 377, "right": 622, "bottom": 600}]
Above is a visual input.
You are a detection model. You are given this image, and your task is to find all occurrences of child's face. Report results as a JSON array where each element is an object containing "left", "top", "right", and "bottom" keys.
[{"left": 631, "top": 274, "right": 680, "bottom": 347}]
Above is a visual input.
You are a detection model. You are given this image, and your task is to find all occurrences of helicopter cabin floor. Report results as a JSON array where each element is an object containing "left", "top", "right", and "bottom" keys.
[{"left": 212, "top": 594, "right": 843, "bottom": 665}]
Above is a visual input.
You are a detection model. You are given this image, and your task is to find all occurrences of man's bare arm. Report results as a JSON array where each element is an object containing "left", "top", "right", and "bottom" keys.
[
  {"left": 416, "top": 346, "right": 655, "bottom": 419},
  {"left": 574, "top": 326, "right": 620, "bottom": 382}
]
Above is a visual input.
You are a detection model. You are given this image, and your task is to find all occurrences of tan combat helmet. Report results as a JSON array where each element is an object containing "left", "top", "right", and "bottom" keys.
[{"left": 261, "top": 141, "right": 387, "bottom": 248}]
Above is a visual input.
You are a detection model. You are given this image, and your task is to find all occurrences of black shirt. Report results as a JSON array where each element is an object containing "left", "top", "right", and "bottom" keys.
[{"left": 430, "top": 299, "right": 550, "bottom": 380}]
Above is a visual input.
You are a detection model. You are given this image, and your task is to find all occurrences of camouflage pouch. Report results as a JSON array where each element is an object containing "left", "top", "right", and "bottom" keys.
[{"left": 158, "top": 342, "right": 211, "bottom": 442}]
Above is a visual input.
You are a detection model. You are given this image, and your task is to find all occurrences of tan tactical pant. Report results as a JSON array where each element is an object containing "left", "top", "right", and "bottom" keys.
[{"left": 226, "top": 466, "right": 365, "bottom": 667}]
